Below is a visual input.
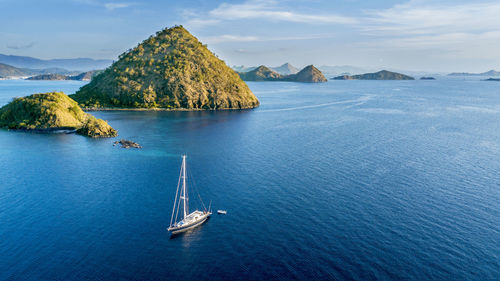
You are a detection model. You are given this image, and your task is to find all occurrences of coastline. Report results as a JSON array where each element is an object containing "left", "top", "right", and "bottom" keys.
[
  {"left": 82, "top": 105, "right": 259, "bottom": 112},
  {"left": 4, "top": 127, "right": 77, "bottom": 134}
]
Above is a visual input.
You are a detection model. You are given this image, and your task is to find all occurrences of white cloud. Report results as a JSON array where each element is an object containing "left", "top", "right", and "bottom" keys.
[
  {"left": 104, "top": 2, "right": 134, "bottom": 10},
  {"left": 73, "top": 0, "right": 135, "bottom": 10},
  {"left": 364, "top": 1, "right": 500, "bottom": 35},
  {"left": 357, "top": 1, "right": 500, "bottom": 61},
  {"left": 203, "top": 35, "right": 259, "bottom": 43},
  {"left": 202, "top": 33, "right": 333, "bottom": 44},
  {"left": 7, "top": 42, "right": 35, "bottom": 50},
  {"left": 210, "top": 1, "right": 356, "bottom": 24},
  {"left": 186, "top": 0, "right": 356, "bottom": 27}
]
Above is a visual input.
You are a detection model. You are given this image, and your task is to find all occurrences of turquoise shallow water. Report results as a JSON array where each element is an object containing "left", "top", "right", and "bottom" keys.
[{"left": 0, "top": 79, "right": 499, "bottom": 279}]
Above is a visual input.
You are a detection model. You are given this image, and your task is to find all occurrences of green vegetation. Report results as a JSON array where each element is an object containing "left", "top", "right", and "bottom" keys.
[
  {"left": 333, "top": 70, "right": 415, "bottom": 80},
  {"left": 0, "top": 92, "right": 117, "bottom": 138},
  {"left": 71, "top": 25, "right": 259, "bottom": 110},
  {"left": 238, "top": 65, "right": 327, "bottom": 83},
  {"left": 76, "top": 115, "right": 117, "bottom": 138}
]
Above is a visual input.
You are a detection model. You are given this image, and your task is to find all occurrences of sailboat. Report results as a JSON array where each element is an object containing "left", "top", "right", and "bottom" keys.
[{"left": 168, "top": 155, "right": 212, "bottom": 234}]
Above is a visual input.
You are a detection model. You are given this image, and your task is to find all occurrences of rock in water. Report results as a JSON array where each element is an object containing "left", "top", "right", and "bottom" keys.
[
  {"left": 0, "top": 92, "right": 117, "bottom": 138},
  {"left": 71, "top": 25, "right": 259, "bottom": 110},
  {"left": 113, "top": 139, "right": 142, "bottom": 149}
]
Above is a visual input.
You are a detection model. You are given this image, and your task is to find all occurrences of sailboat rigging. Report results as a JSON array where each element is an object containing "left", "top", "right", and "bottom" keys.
[{"left": 168, "top": 155, "right": 211, "bottom": 234}]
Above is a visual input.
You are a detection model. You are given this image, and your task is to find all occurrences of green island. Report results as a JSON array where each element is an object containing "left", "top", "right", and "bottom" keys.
[
  {"left": 333, "top": 70, "right": 415, "bottom": 80},
  {"left": 237, "top": 65, "right": 327, "bottom": 83},
  {"left": 0, "top": 92, "right": 117, "bottom": 138},
  {"left": 71, "top": 25, "right": 259, "bottom": 110}
]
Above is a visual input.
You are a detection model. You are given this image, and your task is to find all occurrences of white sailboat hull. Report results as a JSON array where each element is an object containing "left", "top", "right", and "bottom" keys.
[
  {"left": 168, "top": 155, "right": 211, "bottom": 235},
  {"left": 168, "top": 212, "right": 211, "bottom": 234}
]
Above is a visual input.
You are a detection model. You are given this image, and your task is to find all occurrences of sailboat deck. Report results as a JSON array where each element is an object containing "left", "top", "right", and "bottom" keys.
[{"left": 181, "top": 210, "right": 205, "bottom": 224}]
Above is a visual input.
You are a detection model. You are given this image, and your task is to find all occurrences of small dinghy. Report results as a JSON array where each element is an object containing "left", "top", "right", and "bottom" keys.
[{"left": 217, "top": 210, "right": 227, "bottom": 215}]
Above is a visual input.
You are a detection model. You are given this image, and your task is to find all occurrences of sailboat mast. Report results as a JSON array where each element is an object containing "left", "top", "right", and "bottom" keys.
[{"left": 182, "top": 155, "right": 187, "bottom": 219}]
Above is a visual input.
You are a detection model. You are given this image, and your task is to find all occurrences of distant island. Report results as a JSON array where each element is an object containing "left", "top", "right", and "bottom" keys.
[
  {"left": 333, "top": 70, "right": 415, "bottom": 80},
  {"left": 26, "top": 74, "right": 68, "bottom": 81},
  {"left": 318, "top": 65, "right": 373, "bottom": 77},
  {"left": 0, "top": 92, "right": 117, "bottom": 138},
  {"left": 232, "top": 65, "right": 257, "bottom": 73},
  {"left": 483, "top": 78, "right": 500, "bottom": 81},
  {"left": 71, "top": 26, "right": 259, "bottom": 110},
  {"left": 0, "top": 62, "right": 99, "bottom": 80},
  {"left": 232, "top": 63, "right": 300, "bottom": 75},
  {"left": 26, "top": 70, "right": 102, "bottom": 81},
  {"left": 68, "top": 70, "right": 102, "bottom": 81},
  {"left": 448, "top": 70, "right": 500, "bottom": 76},
  {"left": 238, "top": 66, "right": 283, "bottom": 81},
  {"left": 0, "top": 53, "right": 111, "bottom": 72},
  {"left": 420, "top": 77, "right": 436, "bottom": 80},
  {"left": 271, "top": 63, "right": 299, "bottom": 75},
  {"left": 237, "top": 65, "right": 327, "bottom": 83},
  {"left": 0, "top": 63, "right": 26, "bottom": 78}
]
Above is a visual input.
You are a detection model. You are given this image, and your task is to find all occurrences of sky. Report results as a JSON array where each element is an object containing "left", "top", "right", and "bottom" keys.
[{"left": 1, "top": 0, "right": 499, "bottom": 72}]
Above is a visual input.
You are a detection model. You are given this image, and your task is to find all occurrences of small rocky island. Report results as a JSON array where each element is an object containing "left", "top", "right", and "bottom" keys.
[
  {"left": 0, "top": 92, "right": 117, "bottom": 138},
  {"left": 333, "top": 70, "right": 415, "bottom": 80},
  {"left": 483, "top": 78, "right": 500, "bottom": 81},
  {"left": 71, "top": 25, "right": 259, "bottom": 110},
  {"left": 114, "top": 139, "right": 142, "bottom": 149},
  {"left": 237, "top": 65, "right": 327, "bottom": 83},
  {"left": 420, "top": 77, "right": 436, "bottom": 80}
]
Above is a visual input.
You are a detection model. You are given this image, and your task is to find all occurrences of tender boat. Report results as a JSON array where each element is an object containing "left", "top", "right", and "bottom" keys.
[
  {"left": 217, "top": 210, "right": 227, "bottom": 215},
  {"left": 167, "top": 155, "right": 211, "bottom": 234}
]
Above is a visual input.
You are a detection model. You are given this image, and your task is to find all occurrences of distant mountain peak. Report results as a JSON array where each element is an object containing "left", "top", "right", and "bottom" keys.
[{"left": 271, "top": 62, "right": 299, "bottom": 75}]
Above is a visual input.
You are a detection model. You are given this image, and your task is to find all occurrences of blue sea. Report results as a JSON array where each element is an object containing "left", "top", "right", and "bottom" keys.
[{"left": 0, "top": 78, "right": 499, "bottom": 280}]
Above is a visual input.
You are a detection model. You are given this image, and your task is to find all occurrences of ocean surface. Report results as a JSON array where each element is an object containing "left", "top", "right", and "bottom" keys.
[{"left": 0, "top": 78, "right": 499, "bottom": 280}]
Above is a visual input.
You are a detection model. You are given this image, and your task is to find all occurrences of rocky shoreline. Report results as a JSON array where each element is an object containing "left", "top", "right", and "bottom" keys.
[{"left": 83, "top": 106, "right": 258, "bottom": 111}]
